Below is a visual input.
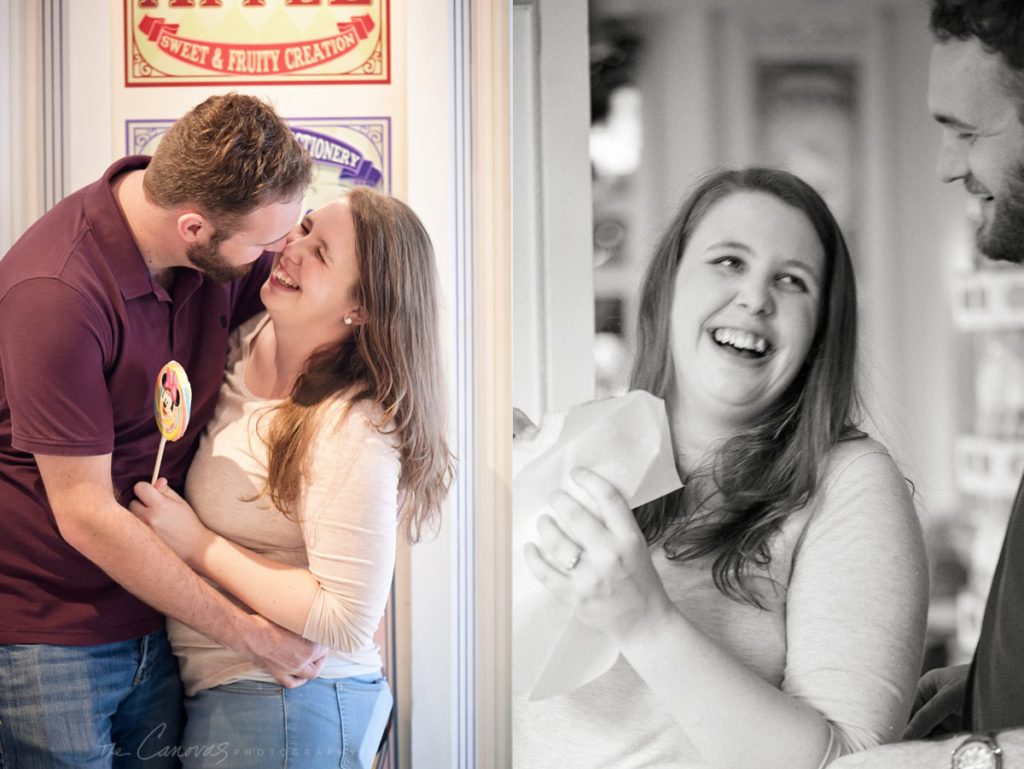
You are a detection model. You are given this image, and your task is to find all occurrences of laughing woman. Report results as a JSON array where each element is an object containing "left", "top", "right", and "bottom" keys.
[
  {"left": 131, "top": 188, "right": 453, "bottom": 769},
  {"left": 516, "top": 168, "right": 929, "bottom": 769}
]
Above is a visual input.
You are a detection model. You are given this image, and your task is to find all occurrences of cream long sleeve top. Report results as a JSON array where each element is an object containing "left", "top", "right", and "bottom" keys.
[
  {"left": 167, "top": 314, "right": 400, "bottom": 696},
  {"left": 513, "top": 437, "right": 929, "bottom": 768}
]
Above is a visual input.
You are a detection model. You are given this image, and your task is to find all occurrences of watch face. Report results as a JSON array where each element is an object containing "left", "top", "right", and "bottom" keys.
[{"left": 955, "top": 742, "right": 998, "bottom": 769}]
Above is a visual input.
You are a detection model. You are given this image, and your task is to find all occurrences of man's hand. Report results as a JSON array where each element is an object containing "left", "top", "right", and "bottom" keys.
[
  {"left": 242, "top": 614, "right": 328, "bottom": 687},
  {"left": 905, "top": 663, "right": 969, "bottom": 739},
  {"left": 263, "top": 652, "right": 329, "bottom": 688}
]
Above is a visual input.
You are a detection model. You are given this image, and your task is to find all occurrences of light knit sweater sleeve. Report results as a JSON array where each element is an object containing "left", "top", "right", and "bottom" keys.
[
  {"left": 298, "top": 401, "right": 400, "bottom": 653},
  {"left": 783, "top": 443, "right": 930, "bottom": 763}
]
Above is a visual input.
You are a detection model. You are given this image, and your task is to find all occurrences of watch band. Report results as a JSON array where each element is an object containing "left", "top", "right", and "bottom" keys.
[{"left": 951, "top": 732, "right": 1002, "bottom": 769}]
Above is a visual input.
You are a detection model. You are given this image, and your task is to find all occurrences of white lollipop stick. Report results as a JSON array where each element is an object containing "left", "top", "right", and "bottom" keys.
[{"left": 151, "top": 436, "right": 167, "bottom": 485}]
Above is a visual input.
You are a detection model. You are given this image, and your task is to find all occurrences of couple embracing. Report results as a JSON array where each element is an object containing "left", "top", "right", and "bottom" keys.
[{"left": 0, "top": 94, "right": 452, "bottom": 769}]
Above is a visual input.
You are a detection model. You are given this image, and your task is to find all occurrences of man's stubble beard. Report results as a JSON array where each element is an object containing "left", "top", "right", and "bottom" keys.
[
  {"left": 978, "top": 165, "right": 1024, "bottom": 265},
  {"left": 186, "top": 235, "right": 254, "bottom": 283}
]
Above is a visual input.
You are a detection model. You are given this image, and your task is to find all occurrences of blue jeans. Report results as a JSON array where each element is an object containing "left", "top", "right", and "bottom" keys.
[
  {"left": 0, "top": 629, "right": 184, "bottom": 769},
  {"left": 181, "top": 675, "right": 392, "bottom": 769}
]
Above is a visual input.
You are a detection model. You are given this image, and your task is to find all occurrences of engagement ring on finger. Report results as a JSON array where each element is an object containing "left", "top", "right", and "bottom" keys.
[{"left": 563, "top": 550, "right": 582, "bottom": 571}]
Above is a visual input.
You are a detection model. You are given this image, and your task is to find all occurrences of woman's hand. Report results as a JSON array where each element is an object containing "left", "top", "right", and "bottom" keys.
[
  {"left": 129, "top": 479, "right": 213, "bottom": 566},
  {"left": 523, "top": 466, "right": 675, "bottom": 645}
]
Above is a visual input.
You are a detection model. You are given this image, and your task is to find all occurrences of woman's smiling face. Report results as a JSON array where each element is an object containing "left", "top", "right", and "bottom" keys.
[
  {"left": 670, "top": 190, "right": 825, "bottom": 430},
  {"left": 262, "top": 197, "right": 363, "bottom": 341}
]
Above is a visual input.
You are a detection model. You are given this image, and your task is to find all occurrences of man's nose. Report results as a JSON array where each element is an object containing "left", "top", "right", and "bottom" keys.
[
  {"left": 266, "top": 236, "right": 289, "bottom": 253},
  {"left": 936, "top": 133, "right": 968, "bottom": 183}
]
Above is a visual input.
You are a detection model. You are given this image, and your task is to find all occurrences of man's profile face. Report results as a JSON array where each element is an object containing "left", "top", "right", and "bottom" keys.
[
  {"left": 187, "top": 197, "right": 303, "bottom": 282},
  {"left": 928, "top": 37, "right": 1024, "bottom": 263}
]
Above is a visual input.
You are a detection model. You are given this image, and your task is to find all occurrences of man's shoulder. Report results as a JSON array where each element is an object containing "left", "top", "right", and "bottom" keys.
[
  {"left": 0, "top": 158, "right": 148, "bottom": 299},
  {"left": 2, "top": 196, "right": 147, "bottom": 316},
  {"left": 0, "top": 196, "right": 94, "bottom": 297}
]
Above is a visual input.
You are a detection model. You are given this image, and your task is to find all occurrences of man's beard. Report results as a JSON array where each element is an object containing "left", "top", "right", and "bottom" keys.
[
  {"left": 186, "top": 235, "right": 253, "bottom": 283},
  {"left": 977, "top": 169, "right": 1024, "bottom": 264}
]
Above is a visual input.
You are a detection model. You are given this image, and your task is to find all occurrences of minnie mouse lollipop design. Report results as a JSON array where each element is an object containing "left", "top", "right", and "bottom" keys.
[{"left": 151, "top": 361, "right": 192, "bottom": 484}]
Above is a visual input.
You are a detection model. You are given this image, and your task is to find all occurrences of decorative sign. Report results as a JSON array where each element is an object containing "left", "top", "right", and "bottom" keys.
[
  {"left": 124, "top": 0, "right": 389, "bottom": 86},
  {"left": 125, "top": 116, "right": 392, "bottom": 209}
]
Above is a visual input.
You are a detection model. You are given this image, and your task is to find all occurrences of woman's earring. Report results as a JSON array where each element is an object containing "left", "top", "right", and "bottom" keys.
[{"left": 344, "top": 316, "right": 353, "bottom": 326}]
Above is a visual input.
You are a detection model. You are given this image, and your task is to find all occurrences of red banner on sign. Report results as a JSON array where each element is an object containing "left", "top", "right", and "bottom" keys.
[{"left": 138, "top": 14, "right": 374, "bottom": 74}]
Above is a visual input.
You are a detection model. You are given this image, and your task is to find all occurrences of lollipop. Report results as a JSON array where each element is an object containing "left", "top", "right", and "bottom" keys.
[{"left": 151, "top": 360, "right": 193, "bottom": 484}]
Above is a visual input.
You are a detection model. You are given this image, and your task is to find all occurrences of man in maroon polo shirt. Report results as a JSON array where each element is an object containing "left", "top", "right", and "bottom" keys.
[{"left": 0, "top": 94, "right": 323, "bottom": 768}]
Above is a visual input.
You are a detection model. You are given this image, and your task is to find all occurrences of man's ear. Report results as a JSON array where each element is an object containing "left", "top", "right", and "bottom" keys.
[{"left": 176, "top": 212, "right": 212, "bottom": 244}]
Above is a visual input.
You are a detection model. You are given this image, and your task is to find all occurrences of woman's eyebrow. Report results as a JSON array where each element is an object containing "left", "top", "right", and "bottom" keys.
[{"left": 707, "top": 239, "right": 752, "bottom": 252}]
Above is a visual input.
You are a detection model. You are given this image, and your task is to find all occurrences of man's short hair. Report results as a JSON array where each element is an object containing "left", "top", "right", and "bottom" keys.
[
  {"left": 144, "top": 93, "right": 313, "bottom": 232},
  {"left": 932, "top": 0, "right": 1024, "bottom": 122}
]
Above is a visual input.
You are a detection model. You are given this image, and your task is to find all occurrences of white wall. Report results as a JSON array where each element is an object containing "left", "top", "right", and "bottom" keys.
[
  {"left": 67, "top": 0, "right": 113, "bottom": 191},
  {"left": 1, "top": 0, "right": 45, "bottom": 254},
  {"left": 0, "top": 0, "right": 14, "bottom": 254},
  {"left": 511, "top": 0, "right": 595, "bottom": 419}
]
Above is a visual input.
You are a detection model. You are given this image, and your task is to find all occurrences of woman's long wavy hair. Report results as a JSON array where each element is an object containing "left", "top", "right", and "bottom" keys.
[
  {"left": 260, "top": 187, "right": 454, "bottom": 543},
  {"left": 631, "top": 168, "right": 862, "bottom": 606}
]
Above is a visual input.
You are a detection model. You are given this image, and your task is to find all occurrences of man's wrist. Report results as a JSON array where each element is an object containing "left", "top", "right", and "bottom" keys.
[
  {"left": 230, "top": 611, "right": 272, "bottom": 662},
  {"left": 951, "top": 732, "right": 1002, "bottom": 769}
]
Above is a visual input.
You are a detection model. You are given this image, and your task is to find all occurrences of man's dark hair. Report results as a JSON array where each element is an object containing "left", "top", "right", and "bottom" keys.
[{"left": 931, "top": 0, "right": 1024, "bottom": 71}]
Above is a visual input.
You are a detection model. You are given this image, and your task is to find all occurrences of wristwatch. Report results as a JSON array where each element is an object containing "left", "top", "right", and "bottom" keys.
[{"left": 951, "top": 733, "right": 1002, "bottom": 769}]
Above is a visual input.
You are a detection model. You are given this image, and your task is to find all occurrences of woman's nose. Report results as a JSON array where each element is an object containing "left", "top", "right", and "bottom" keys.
[
  {"left": 735, "top": 279, "right": 774, "bottom": 316},
  {"left": 280, "top": 244, "right": 302, "bottom": 266}
]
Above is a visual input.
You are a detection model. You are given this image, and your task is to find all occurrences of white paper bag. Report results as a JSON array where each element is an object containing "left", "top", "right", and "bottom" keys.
[{"left": 512, "top": 390, "right": 682, "bottom": 700}]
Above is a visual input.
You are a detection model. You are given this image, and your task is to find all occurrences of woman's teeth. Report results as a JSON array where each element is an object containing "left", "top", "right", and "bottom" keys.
[
  {"left": 274, "top": 268, "right": 299, "bottom": 289},
  {"left": 712, "top": 327, "right": 769, "bottom": 356}
]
